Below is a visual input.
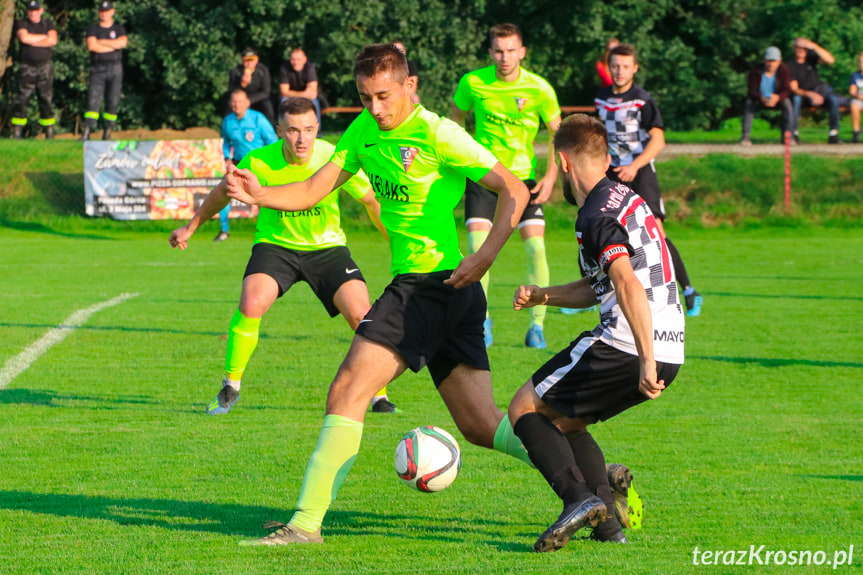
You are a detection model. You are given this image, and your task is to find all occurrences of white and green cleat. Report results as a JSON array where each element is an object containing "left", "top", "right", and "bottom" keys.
[{"left": 206, "top": 381, "right": 240, "bottom": 415}]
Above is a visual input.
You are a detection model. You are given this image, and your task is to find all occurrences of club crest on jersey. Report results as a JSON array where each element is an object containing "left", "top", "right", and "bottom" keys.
[
  {"left": 515, "top": 97, "right": 528, "bottom": 112},
  {"left": 244, "top": 131, "right": 255, "bottom": 142},
  {"left": 400, "top": 146, "right": 419, "bottom": 172}
]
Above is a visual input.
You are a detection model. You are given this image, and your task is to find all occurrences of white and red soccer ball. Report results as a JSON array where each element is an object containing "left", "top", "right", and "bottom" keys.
[{"left": 394, "top": 426, "right": 461, "bottom": 492}]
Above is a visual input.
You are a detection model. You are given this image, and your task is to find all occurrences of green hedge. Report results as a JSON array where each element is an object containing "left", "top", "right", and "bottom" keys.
[{"left": 4, "top": 0, "right": 863, "bottom": 134}]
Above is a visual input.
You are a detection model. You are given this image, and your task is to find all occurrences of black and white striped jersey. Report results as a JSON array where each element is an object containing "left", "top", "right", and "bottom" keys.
[
  {"left": 595, "top": 84, "right": 663, "bottom": 168},
  {"left": 576, "top": 178, "right": 684, "bottom": 364}
]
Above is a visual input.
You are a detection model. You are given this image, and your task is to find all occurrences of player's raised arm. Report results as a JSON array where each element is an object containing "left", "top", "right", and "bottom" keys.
[
  {"left": 169, "top": 178, "right": 230, "bottom": 250},
  {"left": 226, "top": 160, "right": 352, "bottom": 211},
  {"left": 446, "top": 163, "right": 529, "bottom": 288}
]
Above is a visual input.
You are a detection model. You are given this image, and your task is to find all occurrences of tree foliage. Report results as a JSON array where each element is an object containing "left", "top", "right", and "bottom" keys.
[{"left": 3, "top": 0, "right": 863, "bottom": 132}]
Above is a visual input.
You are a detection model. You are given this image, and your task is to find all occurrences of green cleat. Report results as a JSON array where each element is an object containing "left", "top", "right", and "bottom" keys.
[
  {"left": 206, "top": 381, "right": 239, "bottom": 415},
  {"left": 606, "top": 463, "right": 643, "bottom": 529}
]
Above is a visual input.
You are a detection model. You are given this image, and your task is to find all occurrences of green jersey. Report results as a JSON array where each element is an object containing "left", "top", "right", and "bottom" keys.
[
  {"left": 238, "top": 139, "right": 370, "bottom": 251},
  {"left": 453, "top": 65, "right": 561, "bottom": 180},
  {"left": 331, "top": 106, "right": 497, "bottom": 276}
]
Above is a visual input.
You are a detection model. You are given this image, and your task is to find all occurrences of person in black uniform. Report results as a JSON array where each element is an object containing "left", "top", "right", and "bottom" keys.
[
  {"left": 595, "top": 43, "right": 702, "bottom": 317},
  {"left": 11, "top": 0, "right": 57, "bottom": 140},
  {"left": 82, "top": 0, "right": 127, "bottom": 141},
  {"left": 229, "top": 48, "right": 274, "bottom": 125}
]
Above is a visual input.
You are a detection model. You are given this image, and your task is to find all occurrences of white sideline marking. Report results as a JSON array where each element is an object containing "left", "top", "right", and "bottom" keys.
[{"left": 0, "top": 292, "right": 140, "bottom": 389}]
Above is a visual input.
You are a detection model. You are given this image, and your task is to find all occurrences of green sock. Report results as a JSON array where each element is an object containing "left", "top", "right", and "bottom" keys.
[
  {"left": 225, "top": 310, "right": 261, "bottom": 381},
  {"left": 467, "top": 230, "right": 491, "bottom": 312},
  {"left": 493, "top": 415, "right": 534, "bottom": 467},
  {"left": 291, "top": 414, "right": 363, "bottom": 532},
  {"left": 524, "top": 235, "right": 549, "bottom": 327}
]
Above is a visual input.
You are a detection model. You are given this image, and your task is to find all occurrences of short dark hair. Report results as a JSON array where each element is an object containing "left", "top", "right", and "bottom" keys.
[
  {"left": 553, "top": 114, "right": 608, "bottom": 160},
  {"left": 609, "top": 43, "right": 638, "bottom": 64},
  {"left": 489, "top": 23, "right": 522, "bottom": 45},
  {"left": 278, "top": 97, "right": 317, "bottom": 119},
  {"left": 353, "top": 44, "right": 408, "bottom": 82}
]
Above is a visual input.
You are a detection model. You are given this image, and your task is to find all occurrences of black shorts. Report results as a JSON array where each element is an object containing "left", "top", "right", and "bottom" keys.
[
  {"left": 356, "top": 270, "right": 489, "bottom": 386},
  {"left": 607, "top": 163, "right": 665, "bottom": 220},
  {"left": 464, "top": 179, "right": 545, "bottom": 228},
  {"left": 243, "top": 243, "right": 365, "bottom": 317},
  {"left": 531, "top": 331, "right": 680, "bottom": 423}
]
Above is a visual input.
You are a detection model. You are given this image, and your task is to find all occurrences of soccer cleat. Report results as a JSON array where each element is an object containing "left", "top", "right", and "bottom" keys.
[
  {"left": 589, "top": 528, "right": 629, "bottom": 544},
  {"left": 525, "top": 324, "right": 546, "bottom": 349},
  {"left": 607, "top": 463, "right": 643, "bottom": 530},
  {"left": 206, "top": 382, "right": 239, "bottom": 415},
  {"left": 371, "top": 397, "right": 397, "bottom": 413},
  {"left": 533, "top": 495, "right": 607, "bottom": 553},
  {"left": 483, "top": 317, "right": 493, "bottom": 348},
  {"left": 213, "top": 231, "right": 230, "bottom": 242},
  {"left": 239, "top": 521, "right": 323, "bottom": 546},
  {"left": 684, "top": 291, "right": 703, "bottom": 317}
]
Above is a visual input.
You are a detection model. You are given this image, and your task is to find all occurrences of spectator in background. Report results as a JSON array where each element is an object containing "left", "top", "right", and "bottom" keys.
[
  {"left": 82, "top": 0, "right": 127, "bottom": 141},
  {"left": 595, "top": 38, "right": 619, "bottom": 88},
  {"left": 848, "top": 52, "right": 863, "bottom": 143},
  {"left": 229, "top": 48, "right": 274, "bottom": 125},
  {"left": 11, "top": 0, "right": 57, "bottom": 140},
  {"left": 741, "top": 46, "right": 792, "bottom": 145},
  {"left": 393, "top": 41, "right": 421, "bottom": 104},
  {"left": 279, "top": 48, "right": 321, "bottom": 125},
  {"left": 787, "top": 37, "right": 840, "bottom": 144},
  {"left": 217, "top": 89, "right": 278, "bottom": 241}
]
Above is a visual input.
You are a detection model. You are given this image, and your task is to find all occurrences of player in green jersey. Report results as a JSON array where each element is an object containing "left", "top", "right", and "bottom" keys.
[
  {"left": 452, "top": 23, "right": 562, "bottom": 349},
  {"left": 226, "top": 44, "right": 532, "bottom": 545},
  {"left": 168, "top": 97, "right": 397, "bottom": 415}
]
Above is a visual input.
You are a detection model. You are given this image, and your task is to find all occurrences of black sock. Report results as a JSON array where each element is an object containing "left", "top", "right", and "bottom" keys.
[
  {"left": 513, "top": 413, "right": 591, "bottom": 503},
  {"left": 567, "top": 430, "right": 622, "bottom": 535},
  {"left": 665, "top": 238, "right": 692, "bottom": 290}
]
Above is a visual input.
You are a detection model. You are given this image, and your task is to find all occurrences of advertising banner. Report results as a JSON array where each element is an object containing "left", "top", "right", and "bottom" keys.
[{"left": 83, "top": 139, "right": 257, "bottom": 220}]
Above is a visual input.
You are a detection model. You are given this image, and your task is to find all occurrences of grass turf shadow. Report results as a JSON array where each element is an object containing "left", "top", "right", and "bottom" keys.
[
  {"left": 25, "top": 171, "right": 86, "bottom": 216},
  {"left": 0, "top": 491, "right": 519, "bottom": 542}
]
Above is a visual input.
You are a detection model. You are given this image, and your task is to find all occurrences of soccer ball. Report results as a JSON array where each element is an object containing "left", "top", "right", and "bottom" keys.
[{"left": 394, "top": 426, "right": 461, "bottom": 492}]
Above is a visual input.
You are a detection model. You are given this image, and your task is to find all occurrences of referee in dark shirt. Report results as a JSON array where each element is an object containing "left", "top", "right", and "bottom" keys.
[
  {"left": 12, "top": 0, "right": 57, "bottom": 140},
  {"left": 82, "top": 0, "right": 127, "bottom": 141}
]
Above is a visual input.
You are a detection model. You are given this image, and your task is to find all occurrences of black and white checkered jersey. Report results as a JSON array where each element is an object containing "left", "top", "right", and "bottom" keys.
[
  {"left": 576, "top": 178, "right": 684, "bottom": 364},
  {"left": 595, "top": 84, "right": 663, "bottom": 167}
]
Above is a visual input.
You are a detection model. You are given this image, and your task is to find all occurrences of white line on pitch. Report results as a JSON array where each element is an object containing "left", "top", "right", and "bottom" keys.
[{"left": 0, "top": 292, "right": 140, "bottom": 389}]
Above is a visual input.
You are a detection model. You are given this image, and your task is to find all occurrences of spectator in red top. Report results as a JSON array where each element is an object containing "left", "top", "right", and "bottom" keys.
[
  {"left": 741, "top": 46, "right": 792, "bottom": 145},
  {"left": 595, "top": 38, "right": 619, "bottom": 87}
]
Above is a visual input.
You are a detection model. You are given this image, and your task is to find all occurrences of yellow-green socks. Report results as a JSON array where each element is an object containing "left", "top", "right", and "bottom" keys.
[
  {"left": 467, "top": 230, "right": 491, "bottom": 313},
  {"left": 225, "top": 309, "right": 261, "bottom": 383},
  {"left": 493, "top": 414, "right": 534, "bottom": 467},
  {"left": 290, "top": 414, "right": 363, "bottom": 532},
  {"left": 524, "top": 235, "right": 549, "bottom": 327}
]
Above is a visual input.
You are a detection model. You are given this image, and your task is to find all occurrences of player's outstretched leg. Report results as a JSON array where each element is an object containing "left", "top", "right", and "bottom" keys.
[
  {"left": 523, "top": 232, "right": 549, "bottom": 349},
  {"left": 242, "top": 336, "right": 407, "bottom": 545}
]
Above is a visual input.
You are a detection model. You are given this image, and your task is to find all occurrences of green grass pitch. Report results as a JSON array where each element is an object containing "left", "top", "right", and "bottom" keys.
[{"left": 0, "top": 222, "right": 860, "bottom": 574}]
